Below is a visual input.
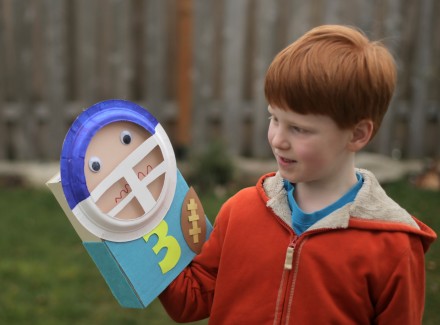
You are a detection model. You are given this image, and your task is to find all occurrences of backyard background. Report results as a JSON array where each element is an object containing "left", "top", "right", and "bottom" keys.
[
  {"left": 0, "top": 0, "right": 439, "bottom": 324},
  {"left": 0, "top": 0, "right": 439, "bottom": 160}
]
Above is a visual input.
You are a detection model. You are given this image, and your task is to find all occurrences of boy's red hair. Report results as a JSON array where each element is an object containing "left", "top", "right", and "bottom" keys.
[{"left": 264, "top": 25, "right": 396, "bottom": 138}]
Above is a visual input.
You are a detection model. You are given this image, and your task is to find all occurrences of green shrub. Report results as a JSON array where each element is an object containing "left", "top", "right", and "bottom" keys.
[{"left": 188, "top": 141, "right": 235, "bottom": 192}]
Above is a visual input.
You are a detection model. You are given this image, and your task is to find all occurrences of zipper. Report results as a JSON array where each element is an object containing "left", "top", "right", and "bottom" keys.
[
  {"left": 274, "top": 236, "right": 298, "bottom": 325},
  {"left": 274, "top": 236, "right": 300, "bottom": 325},
  {"left": 283, "top": 236, "right": 298, "bottom": 270},
  {"left": 276, "top": 227, "right": 340, "bottom": 324}
]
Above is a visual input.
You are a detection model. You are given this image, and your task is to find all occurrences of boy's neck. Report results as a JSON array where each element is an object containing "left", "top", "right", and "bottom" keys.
[{"left": 294, "top": 163, "right": 358, "bottom": 214}]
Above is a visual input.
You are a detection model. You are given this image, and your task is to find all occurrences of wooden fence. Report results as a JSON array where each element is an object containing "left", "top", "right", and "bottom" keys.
[{"left": 0, "top": 0, "right": 439, "bottom": 161}]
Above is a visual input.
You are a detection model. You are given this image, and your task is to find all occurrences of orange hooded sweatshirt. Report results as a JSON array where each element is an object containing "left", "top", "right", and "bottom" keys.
[{"left": 160, "top": 169, "right": 437, "bottom": 324}]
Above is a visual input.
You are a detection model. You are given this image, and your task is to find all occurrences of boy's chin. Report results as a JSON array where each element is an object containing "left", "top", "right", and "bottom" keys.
[{"left": 278, "top": 170, "right": 297, "bottom": 184}]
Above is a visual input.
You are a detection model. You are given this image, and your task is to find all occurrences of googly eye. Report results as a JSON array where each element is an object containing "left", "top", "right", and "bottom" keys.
[
  {"left": 88, "top": 157, "right": 102, "bottom": 173},
  {"left": 120, "top": 130, "right": 132, "bottom": 145}
]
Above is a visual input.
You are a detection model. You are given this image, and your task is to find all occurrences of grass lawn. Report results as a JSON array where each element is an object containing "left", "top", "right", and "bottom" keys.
[{"left": 0, "top": 179, "right": 438, "bottom": 324}]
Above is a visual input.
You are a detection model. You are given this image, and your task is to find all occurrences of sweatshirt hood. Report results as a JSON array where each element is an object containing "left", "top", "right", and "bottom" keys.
[{"left": 260, "top": 169, "right": 437, "bottom": 252}]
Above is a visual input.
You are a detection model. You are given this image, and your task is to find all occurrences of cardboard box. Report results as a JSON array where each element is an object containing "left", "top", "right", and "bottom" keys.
[{"left": 47, "top": 170, "right": 212, "bottom": 308}]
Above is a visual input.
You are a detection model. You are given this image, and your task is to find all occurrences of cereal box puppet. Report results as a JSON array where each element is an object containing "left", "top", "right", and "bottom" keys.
[{"left": 46, "top": 99, "right": 212, "bottom": 308}]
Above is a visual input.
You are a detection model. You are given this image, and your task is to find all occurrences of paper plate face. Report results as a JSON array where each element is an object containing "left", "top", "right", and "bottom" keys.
[{"left": 60, "top": 100, "right": 177, "bottom": 242}]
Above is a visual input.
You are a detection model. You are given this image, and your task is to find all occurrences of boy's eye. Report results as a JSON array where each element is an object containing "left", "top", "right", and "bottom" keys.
[{"left": 291, "top": 126, "right": 308, "bottom": 134}]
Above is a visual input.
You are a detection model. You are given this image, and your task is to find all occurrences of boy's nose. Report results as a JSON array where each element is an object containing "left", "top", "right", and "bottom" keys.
[{"left": 271, "top": 129, "right": 290, "bottom": 149}]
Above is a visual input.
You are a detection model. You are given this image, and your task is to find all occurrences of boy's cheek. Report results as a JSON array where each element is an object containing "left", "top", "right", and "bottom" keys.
[
  {"left": 294, "top": 145, "right": 317, "bottom": 160},
  {"left": 296, "top": 148, "right": 328, "bottom": 169}
]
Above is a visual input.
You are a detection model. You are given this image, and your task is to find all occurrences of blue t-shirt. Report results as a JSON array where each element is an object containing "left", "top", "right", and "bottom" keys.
[{"left": 283, "top": 172, "right": 363, "bottom": 236}]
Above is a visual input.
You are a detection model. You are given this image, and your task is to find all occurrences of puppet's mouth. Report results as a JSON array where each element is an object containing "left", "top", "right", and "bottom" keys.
[
  {"left": 94, "top": 144, "right": 165, "bottom": 220},
  {"left": 114, "top": 164, "right": 153, "bottom": 203},
  {"left": 115, "top": 183, "right": 131, "bottom": 204}
]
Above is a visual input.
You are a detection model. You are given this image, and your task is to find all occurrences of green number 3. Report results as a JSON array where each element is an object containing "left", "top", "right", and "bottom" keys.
[{"left": 143, "top": 220, "right": 181, "bottom": 274}]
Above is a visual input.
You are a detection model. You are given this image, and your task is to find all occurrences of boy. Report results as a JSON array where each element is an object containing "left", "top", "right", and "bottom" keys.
[{"left": 159, "top": 25, "right": 437, "bottom": 324}]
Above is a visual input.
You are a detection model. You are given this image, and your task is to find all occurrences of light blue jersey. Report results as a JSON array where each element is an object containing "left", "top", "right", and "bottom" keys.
[{"left": 284, "top": 172, "right": 363, "bottom": 236}]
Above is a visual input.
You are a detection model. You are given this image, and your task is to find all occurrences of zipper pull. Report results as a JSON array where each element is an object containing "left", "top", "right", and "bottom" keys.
[
  {"left": 284, "top": 246, "right": 294, "bottom": 270},
  {"left": 284, "top": 237, "right": 298, "bottom": 270}
]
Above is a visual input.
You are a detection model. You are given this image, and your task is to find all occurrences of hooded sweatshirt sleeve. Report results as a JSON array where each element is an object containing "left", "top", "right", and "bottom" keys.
[
  {"left": 159, "top": 200, "right": 230, "bottom": 322},
  {"left": 374, "top": 227, "right": 434, "bottom": 324}
]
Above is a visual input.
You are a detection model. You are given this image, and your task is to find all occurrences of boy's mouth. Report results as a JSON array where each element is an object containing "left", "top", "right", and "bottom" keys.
[{"left": 278, "top": 155, "right": 297, "bottom": 164}]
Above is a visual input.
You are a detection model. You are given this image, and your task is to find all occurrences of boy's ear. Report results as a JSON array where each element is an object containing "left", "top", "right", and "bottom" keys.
[{"left": 347, "top": 119, "right": 374, "bottom": 152}]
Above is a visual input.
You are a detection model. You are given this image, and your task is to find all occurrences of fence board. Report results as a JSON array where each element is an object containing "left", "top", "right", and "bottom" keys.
[
  {"left": 109, "top": 0, "right": 132, "bottom": 99},
  {"left": 192, "top": 0, "right": 217, "bottom": 153},
  {"left": 13, "top": 0, "right": 35, "bottom": 160},
  {"left": 287, "top": 0, "right": 314, "bottom": 41},
  {"left": 356, "top": 0, "right": 375, "bottom": 32},
  {"left": 321, "top": 0, "right": 341, "bottom": 24},
  {"left": 42, "top": 0, "right": 67, "bottom": 160},
  {"left": 1, "top": 0, "right": 16, "bottom": 101},
  {"left": 96, "top": 0, "right": 112, "bottom": 99},
  {"left": 433, "top": 1, "right": 440, "bottom": 157},
  {"left": 408, "top": 0, "right": 434, "bottom": 158},
  {"left": 375, "top": 0, "right": 403, "bottom": 156},
  {"left": 144, "top": 0, "right": 168, "bottom": 119},
  {"left": 0, "top": 1, "right": 5, "bottom": 159},
  {"left": 251, "top": 0, "right": 280, "bottom": 158},
  {"left": 222, "top": 0, "right": 250, "bottom": 155},
  {"left": 176, "top": 0, "right": 193, "bottom": 150},
  {"left": 74, "top": 0, "right": 100, "bottom": 102}
]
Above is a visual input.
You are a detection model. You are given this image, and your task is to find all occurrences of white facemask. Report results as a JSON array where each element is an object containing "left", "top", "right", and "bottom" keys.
[{"left": 90, "top": 135, "right": 164, "bottom": 217}]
